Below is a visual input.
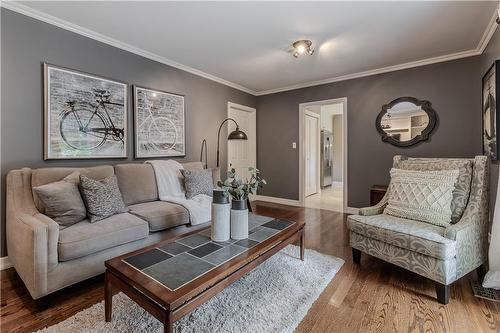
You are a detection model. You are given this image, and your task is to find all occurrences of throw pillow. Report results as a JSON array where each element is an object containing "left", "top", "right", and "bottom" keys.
[
  {"left": 181, "top": 168, "right": 214, "bottom": 199},
  {"left": 33, "top": 171, "right": 86, "bottom": 228},
  {"left": 384, "top": 168, "right": 459, "bottom": 227},
  {"left": 79, "top": 175, "right": 128, "bottom": 223},
  {"left": 397, "top": 159, "right": 472, "bottom": 223}
]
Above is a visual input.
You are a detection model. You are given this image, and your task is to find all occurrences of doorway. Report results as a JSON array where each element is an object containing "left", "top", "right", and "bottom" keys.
[
  {"left": 304, "top": 111, "right": 320, "bottom": 197},
  {"left": 299, "top": 98, "right": 347, "bottom": 213},
  {"left": 227, "top": 102, "right": 256, "bottom": 181}
]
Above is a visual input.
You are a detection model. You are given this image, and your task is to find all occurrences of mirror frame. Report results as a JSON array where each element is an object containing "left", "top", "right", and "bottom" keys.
[{"left": 376, "top": 96, "right": 437, "bottom": 147}]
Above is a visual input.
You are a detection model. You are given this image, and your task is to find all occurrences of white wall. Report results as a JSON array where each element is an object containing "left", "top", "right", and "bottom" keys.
[
  {"left": 320, "top": 103, "right": 343, "bottom": 132},
  {"left": 332, "top": 115, "right": 343, "bottom": 182}
]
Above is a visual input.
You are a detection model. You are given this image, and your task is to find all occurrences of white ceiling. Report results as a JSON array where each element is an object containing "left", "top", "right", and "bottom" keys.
[{"left": 8, "top": 1, "right": 499, "bottom": 95}]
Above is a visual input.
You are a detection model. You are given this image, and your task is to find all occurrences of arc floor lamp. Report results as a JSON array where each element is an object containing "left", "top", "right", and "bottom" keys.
[
  {"left": 216, "top": 118, "right": 248, "bottom": 167},
  {"left": 216, "top": 118, "right": 252, "bottom": 212}
]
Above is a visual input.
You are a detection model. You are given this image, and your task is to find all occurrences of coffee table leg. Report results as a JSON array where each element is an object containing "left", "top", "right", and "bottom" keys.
[
  {"left": 163, "top": 311, "right": 173, "bottom": 333},
  {"left": 300, "top": 229, "right": 305, "bottom": 261},
  {"left": 105, "top": 270, "right": 112, "bottom": 322}
]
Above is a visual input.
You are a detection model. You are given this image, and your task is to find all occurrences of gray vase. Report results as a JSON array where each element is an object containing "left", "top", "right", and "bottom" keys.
[
  {"left": 231, "top": 199, "right": 247, "bottom": 210},
  {"left": 213, "top": 189, "right": 229, "bottom": 204},
  {"left": 230, "top": 199, "right": 248, "bottom": 240}
]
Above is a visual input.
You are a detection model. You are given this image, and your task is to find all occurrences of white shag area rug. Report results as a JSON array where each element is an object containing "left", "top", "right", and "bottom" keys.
[{"left": 37, "top": 245, "right": 344, "bottom": 333}]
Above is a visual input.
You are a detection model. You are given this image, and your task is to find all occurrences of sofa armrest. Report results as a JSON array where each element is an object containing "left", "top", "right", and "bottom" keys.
[
  {"left": 34, "top": 214, "right": 60, "bottom": 269},
  {"left": 7, "top": 213, "right": 52, "bottom": 299},
  {"left": 359, "top": 191, "right": 389, "bottom": 216},
  {"left": 6, "top": 168, "right": 59, "bottom": 299}
]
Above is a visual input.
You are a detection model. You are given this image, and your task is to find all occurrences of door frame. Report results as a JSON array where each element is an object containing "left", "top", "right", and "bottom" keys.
[
  {"left": 299, "top": 97, "right": 348, "bottom": 213},
  {"left": 227, "top": 101, "right": 257, "bottom": 172},
  {"left": 304, "top": 110, "right": 321, "bottom": 197}
]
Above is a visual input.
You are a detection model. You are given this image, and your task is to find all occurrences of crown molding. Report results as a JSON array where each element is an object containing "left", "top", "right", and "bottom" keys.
[
  {"left": 1, "top": 1, "right": 257, "bottom": 95},
  {"left": 254, "top": 49, "right": 481, "bottom": 95},
  {"left": 255, "top": 9, "right": 498, "bottom": 96},
  {"left": 477, "top": 8, "right": 499, "bottom": 53},
  {"left": 2, "top": 1, "right": 498, "bottom": 97}
]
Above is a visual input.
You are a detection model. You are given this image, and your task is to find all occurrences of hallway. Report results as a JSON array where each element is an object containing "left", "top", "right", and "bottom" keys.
[{"left": 304, "top": 184, "right": 343, "bottom": 212}]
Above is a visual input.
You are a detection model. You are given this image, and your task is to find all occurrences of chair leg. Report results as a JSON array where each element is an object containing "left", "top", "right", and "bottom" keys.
[
  {"left": 476, "top": 264, "right": 486, "bottom": 282},
  {"left": 352, "top": 248, "right": 361, "bottom": 264},
  {"left": 435, "top": 283, "right": 450, "bottom": 305}
]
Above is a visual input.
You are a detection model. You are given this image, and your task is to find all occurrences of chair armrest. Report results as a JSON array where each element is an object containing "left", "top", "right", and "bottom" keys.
[
  {"left": 444, "top": 155, "right": 489, "bottom": 279},
  {"left": 359, "top": 191, "right": 389, "bottom": 216},
  {"left": 444, "top": 208, "right": 479, "bottom": 241}
]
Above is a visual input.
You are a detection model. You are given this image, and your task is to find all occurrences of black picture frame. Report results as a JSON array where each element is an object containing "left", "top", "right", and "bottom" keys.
[
  {"left": 482, "top": 61, "right": 500, "bottom": 161},
  {"left": 375, "top": 96, "right": 437, "bottom": 147}
]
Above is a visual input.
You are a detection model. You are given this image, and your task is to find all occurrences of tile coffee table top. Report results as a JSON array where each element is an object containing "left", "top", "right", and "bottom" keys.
[{"left": 122, "top": 215, "right": 294, "bottom": 290}]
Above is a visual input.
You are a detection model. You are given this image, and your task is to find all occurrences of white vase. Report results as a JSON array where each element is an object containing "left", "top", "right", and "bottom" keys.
[
  {"left": 211, "top": 202, "right": 230, "bottom": 242},
  {"left": 230, "top": 208, "right": 249, "bottom": 240}
]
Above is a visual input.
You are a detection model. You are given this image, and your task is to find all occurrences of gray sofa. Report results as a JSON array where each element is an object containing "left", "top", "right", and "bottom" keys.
[{"left": 6, "top": 161, "right": 216, "bottom": 300}]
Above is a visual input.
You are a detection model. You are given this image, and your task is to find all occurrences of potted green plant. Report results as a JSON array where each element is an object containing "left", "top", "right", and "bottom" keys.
[{"left": 217, "top": 167, "right": 266, "bottom": 239}]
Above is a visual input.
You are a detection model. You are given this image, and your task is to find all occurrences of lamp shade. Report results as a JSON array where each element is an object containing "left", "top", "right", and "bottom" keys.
[{"left": 228, "top": 127, "right": 248, "bottom": 140}]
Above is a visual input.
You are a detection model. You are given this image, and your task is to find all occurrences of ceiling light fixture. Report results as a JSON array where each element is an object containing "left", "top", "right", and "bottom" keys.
[{"left": 292, "top": 40, "right": 314, "bottom": 58}]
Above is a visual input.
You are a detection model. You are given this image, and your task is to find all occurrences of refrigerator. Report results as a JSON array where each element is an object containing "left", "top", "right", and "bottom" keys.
[{"left": 320, "top": 130, "right": 333, "bottom": 188}]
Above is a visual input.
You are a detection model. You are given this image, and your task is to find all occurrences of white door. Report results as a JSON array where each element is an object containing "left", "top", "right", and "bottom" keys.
[
  {"left": 305, "top": 111, "right": 320, "bottom": 197},
  {"left": 227, "top": 102, "right": 256, "bottom": 181}
]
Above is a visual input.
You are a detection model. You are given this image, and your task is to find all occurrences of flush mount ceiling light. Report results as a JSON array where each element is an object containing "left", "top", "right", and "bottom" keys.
[{"left": 292, "top": 40, "right": 314, "bottom": 58}]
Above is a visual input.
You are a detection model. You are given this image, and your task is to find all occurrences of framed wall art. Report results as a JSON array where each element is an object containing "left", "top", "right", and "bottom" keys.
[
  {"left": 482, "top": 61, "right": 500, "bottom": 161},
  {"left": 133, "top": 86, "right": 185, "bottom": 158},
  {"left": 44, "top": 63, "right": 128, "bottom": 160}
]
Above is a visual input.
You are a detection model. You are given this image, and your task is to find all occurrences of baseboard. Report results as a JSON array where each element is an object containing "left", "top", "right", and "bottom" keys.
[
  {"left": 1, "top": 256, "right": 12, "bottom": 270},
  {"left": 345, "top": 207, "right": 359, "bottom": 215},
  {"left": 252, "top": 195, "right": 302, "bottom": 207}
]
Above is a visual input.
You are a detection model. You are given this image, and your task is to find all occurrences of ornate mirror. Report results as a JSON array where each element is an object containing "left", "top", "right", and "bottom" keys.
[{"left": 376, "top": 97, "right": 437, "bottom": 147}]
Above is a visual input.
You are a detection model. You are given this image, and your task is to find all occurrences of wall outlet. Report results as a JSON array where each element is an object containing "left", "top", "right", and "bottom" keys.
[{"left": 292, "top": 142, "right": 297, "bottom": 149}]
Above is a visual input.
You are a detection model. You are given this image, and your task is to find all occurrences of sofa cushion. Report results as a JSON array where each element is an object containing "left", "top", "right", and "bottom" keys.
[
  {"left": 79, "top": 175, "right": 128, "bottom": 223},
  {"left": 32, "top": 165, "right": 114, "bottom": 213},
  {"left": 128, "top": 201, "right": 189, "bottom": 232},
  {"left": 115, "top": 164, "right": 159, "bottom": 206},
  {"left": 397, "top": 158, "right": 473, "bottom": 223},
  {"left": 33, "top": 172, "right": 86, "bottom": 228},
  {"left": 348, "top": 214, "right": 456, "bottom": 260},
  {"left": 58, "top": 213, "right": 149, "bottom": 261},
  {"left": 384, "top": 168, "right": 459, "bottom": 227},
  {"left": 181, "top": 168, "right": 214, "bottom": 199}
]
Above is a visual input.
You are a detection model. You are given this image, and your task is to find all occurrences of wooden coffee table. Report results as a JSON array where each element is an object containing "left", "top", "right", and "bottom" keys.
[{"left": 104, "top": 215, "right": 305, "bottom": 333}]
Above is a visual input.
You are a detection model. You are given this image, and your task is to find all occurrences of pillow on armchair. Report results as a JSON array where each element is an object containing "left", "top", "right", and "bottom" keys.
[
  {"left": 397, "top": 159, "right": 472, "bottom": 223},
  {"left": 384, "top": 168, "right": 459, "bottom": 227}
]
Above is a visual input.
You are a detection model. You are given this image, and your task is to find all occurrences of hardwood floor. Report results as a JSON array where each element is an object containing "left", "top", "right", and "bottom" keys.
[{"left": 1, "top": 201, "right": 499, "bottom": 332}]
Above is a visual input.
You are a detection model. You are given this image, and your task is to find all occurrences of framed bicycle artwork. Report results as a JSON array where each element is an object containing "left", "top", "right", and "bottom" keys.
[
  {"left": 133, "top": 86, "right": 185, "bottom": 158},
  {"left": 483, "top": 61, "right": 500, "bottom": 161},
  {"left": 43, "top": 63, "right": 128, "bottom": 160}
]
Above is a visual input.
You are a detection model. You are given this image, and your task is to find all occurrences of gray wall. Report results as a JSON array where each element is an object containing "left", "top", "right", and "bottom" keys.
[
  {"left": 257, "top": 56, "right": 484, "bottom": 206},
  {"left": 0, "top": 9, "right": 256, "bottom": 256},
  {"left": 479, "top": 27, "right": 500, "bottom": 216},
  {"left": 3, "top": 7, "right": 500, "bottom": 258}
]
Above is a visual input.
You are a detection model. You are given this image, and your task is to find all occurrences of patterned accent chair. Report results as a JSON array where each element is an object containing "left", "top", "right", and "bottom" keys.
[{"left": 347, "top": 155, "right": 489, "bottom": 304}]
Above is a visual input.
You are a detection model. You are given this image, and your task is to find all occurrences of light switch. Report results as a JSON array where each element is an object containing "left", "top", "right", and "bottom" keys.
[{"left": 292, "top": 142, "right": 297, "bottom": 149}]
